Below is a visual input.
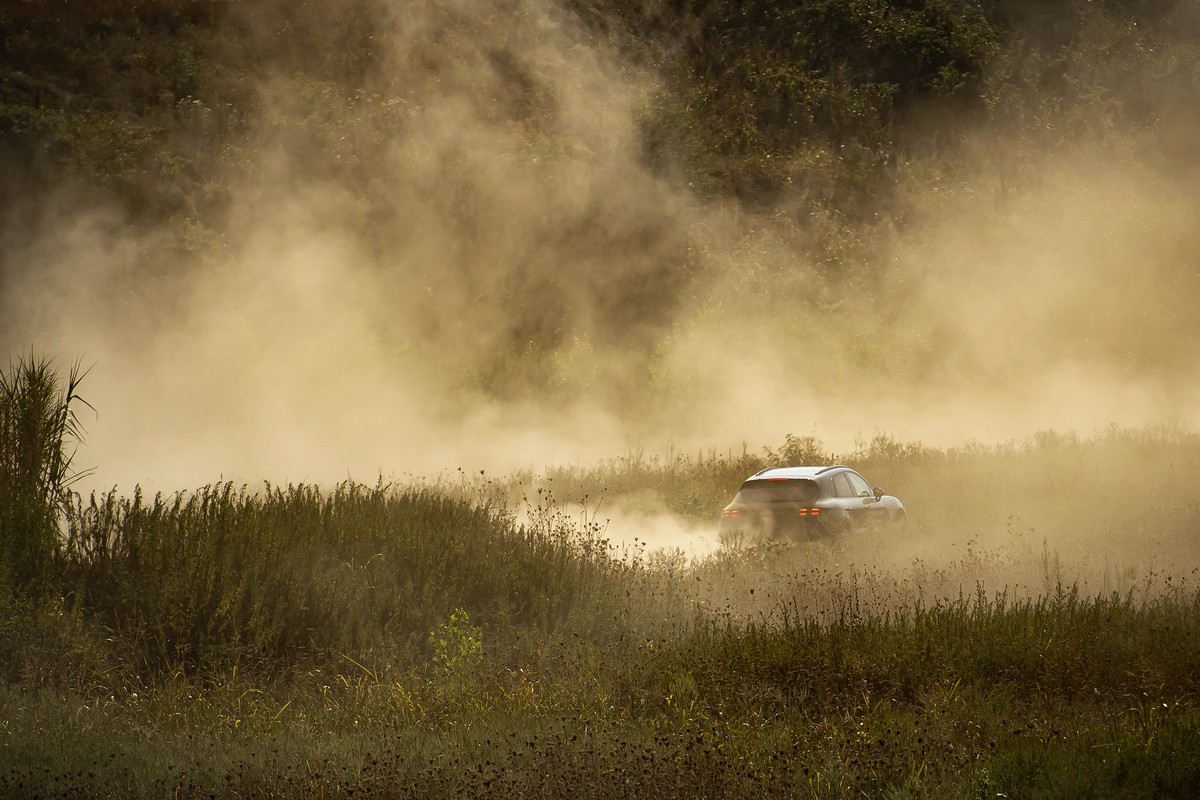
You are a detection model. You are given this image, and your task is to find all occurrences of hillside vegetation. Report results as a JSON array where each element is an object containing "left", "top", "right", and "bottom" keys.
[
  {"left": 5, "top": 0, "right": 1199, "bottom": 409},
  {"left": 4, "top": 0, "right": 1197, "bottom": 266}
]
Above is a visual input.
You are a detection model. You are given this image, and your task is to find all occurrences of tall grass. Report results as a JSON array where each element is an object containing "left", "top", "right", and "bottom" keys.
[
  {"left": 60, "top": 480, "right": 635, "bottom": 675},
  {"left": 2, "top": 359, "right": 1200, "bottom": 797},
  {"left": 544, "top": 426, "right": 1200, "bottom": 558},
  {"left": 0, "top": 354, "right": 91, "bottom": 595},
  {"left": 3, "top": 581, "right": 1197, "bottom": 799},
  {"left": 659, "top": 585, "right": 1200, "bottom": 715}
]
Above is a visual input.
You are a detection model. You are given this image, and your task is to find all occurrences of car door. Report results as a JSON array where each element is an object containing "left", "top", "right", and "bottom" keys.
[
  {"left": 830, "top": 471, "right": 865, "bottom": 528},
  {"left": 845, "top": 470, "right": 885, "bottom": 525}
]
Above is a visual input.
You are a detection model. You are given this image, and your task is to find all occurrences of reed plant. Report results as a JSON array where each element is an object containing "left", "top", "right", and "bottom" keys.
[{"left": 0, "top": 354, "right": 91, "bottom": 596}]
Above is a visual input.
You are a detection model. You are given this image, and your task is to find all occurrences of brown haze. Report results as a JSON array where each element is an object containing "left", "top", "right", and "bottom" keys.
[{"left": 2, "top": 0, "right": 1199, "bottom": 500}]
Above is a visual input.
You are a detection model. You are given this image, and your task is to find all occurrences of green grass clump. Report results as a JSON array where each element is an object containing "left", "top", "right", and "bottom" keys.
[
  {"left": 59, "top": 480, "right": 628, "bottom": 675},
  {"left": 0, "top": 354, "right": 91, "bottom": 596}
]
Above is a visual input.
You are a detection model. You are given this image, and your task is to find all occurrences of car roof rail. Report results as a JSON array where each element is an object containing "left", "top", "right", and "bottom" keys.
[
  {"left": 751, "top": 466, "right": 780, "bottom": 476},
  {"left": 815, "top": 465, "right": 849, "bottom": 474}
]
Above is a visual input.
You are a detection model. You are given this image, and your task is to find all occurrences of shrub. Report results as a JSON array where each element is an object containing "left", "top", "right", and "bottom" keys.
[{"left": 429, "top": 607, "right": 484, "bottom": 674}]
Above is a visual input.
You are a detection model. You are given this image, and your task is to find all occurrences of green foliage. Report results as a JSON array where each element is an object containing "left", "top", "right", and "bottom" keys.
[
  {"left": 429, "top": 607, "right": 484, "bottom": 674},
  {"left": 627, "top": 0, "right": 1000, "bottom": 205},
  {"left": 0, "top": 592, "right": 115, "bottom": 687},
  {"left": 599, "top": 0, "right": 1200, "bottom": 235},
  {"left": 2, "top": 577, "right": 1198, "bottom": 798},
  {"left": 661, "top": 587, "right": 1200, "bottom": 716},
  {"left": 0, "top": 355, "right": 91, "bottom": 594},
  {"left": 5, "top": 0, "right": 1199, "bottom": 403},
  {"left": 985, "top": 716, "right": 1200, "bottom": 799},
  {"left": 5, "top": 0, "right": 1196, "bottom": 227},
  {"left": 61, "top": 480, "right": 625, "bottom": 673}
]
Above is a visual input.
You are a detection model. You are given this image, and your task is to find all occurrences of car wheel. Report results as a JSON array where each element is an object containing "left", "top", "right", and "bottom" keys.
[{"left": 814, "top": 512, "right": 852, "bottom": 539}]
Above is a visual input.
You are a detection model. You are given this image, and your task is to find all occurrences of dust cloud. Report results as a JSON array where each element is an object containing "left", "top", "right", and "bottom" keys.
[{"left": 2, "top": 0, "right": 1199, "bottom": 498}]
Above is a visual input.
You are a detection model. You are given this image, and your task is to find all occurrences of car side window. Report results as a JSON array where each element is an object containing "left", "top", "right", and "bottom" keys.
[
  {"left": 846, "top": 472, "right": 873, "bottom": 498},
  {"left": 832, "top": 473, "right": 854, "bottom": 498}
]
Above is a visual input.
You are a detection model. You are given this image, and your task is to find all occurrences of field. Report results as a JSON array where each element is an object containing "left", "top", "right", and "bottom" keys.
[
  {"left": 2, "top": 360, "right": 1200, "bottom": 799},
  {"left": 3, "top": 1, "right": 1200, "bottom": 796}
]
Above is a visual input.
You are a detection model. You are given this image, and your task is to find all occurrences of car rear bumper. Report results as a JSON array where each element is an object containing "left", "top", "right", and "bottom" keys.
[{"left": 719, "top": 512, "right": 834, "bottom": 541}]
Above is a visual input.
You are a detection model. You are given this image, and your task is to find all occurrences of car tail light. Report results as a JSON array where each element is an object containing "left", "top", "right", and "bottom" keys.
[
  {"left": 722, "top": 509, "right": 739, "bottom": 517},
  {"left": 797, "top": 507, "right": 821, "bottom": 517}
]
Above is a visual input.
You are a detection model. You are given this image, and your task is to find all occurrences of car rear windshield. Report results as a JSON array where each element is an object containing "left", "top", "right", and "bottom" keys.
[{"left": 735, "top": 479, "right": 818, "bottom": 504}]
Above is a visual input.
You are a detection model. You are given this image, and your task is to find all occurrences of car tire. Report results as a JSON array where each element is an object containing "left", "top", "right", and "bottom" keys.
[{"left": 814, "top": 512, "right": 852, "bottom": 539}]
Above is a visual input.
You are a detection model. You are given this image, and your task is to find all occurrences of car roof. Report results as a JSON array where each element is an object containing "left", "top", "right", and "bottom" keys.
[{"left": 748, "top": 466, "right": 848, "bottom": 480}]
